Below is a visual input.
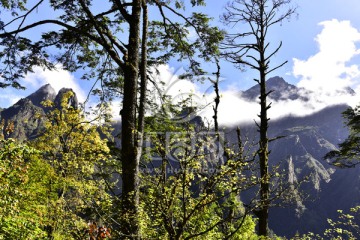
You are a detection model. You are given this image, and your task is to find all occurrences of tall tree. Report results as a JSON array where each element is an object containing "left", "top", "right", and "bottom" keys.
[
  {"left": 0, "top": 1, "right": 223, "bottom": 238},
  {"left": 222, "top": 0, "right": 295, "bottom": 236}
]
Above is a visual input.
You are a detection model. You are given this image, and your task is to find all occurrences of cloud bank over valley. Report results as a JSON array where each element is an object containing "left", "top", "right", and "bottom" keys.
[{"left": 153, "top": 20, "right": 360, "bottom": 126}]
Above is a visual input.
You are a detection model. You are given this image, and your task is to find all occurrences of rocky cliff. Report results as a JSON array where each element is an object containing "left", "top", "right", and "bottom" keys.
[{"left": 0, "top": 84, "right": 78, "bottom": 141}]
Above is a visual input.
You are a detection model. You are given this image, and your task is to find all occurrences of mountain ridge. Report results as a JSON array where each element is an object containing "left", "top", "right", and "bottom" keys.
[{"left": 239, "top": 76, "right": 356, "bottom": 102}]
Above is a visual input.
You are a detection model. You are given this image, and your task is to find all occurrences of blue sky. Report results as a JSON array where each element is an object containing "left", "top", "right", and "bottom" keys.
[
  {"left": 153, "top": 0, "right": 360, "bottom": 125},
  {"left": 1, "top": 0, "right": 360, "bottom": 125},
  {"left": 207, "top": 0, "right": 360, "bottom": 88}
]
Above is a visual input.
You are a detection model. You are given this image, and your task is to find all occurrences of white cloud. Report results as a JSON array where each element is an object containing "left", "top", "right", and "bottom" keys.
[
  {"left": 0, "top": 65, "right": 87, "bottom": 109},
  {"left": 158, "top": 65, "right": 198, "bottom": 98},
  {"left": 268, "top": 92, "right": 356, "bottom": 119},
  {"left": 0, "top": 65, "right": 87, "bottom": 108},
  {"left": 293, "top": 19, "right": 360, "bottom": 95},
  {"left": 149, "top": 64, "right": 208, "bottom": 113},
  {"left": 3, "top": 20, "right": 360, "bottom": 127},
  {"left": 205, "top": 19, "right": 360, "bottom": 126},
  {"left": 0, "top": 92, "right": 21, "bottom": 107},
  {"left": 202, "top": 90, "right": 259, "bottom": 126},
  {"left": 109, "top": 100, "right": 122, "bottom": 121},
  {"left": 24, "top": 65, "right": 86, "bottom": 102},
  {"left": 147, "top": 64, "right": 256, "bottom": 126},
  {"left": 200, "top": 20, "right": 360, "bottom": 126},
  {"left": 148, "top": 64, "right": 356, "bottom": 127}
]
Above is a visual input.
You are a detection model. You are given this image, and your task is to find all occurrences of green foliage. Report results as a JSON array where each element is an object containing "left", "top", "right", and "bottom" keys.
[
  {"left": 147, "top": 7, "right": 224, "bottom": 78},
  {"left": 0, "top": 138, "right": 48, "bottom": 239},
  {"left": 0, "top": 0, "right": 223, "bottom": 101},
  {"left": 325, "top": 105, "right": 360, "bottom": 168},
  {"left": 296, "top": 206, "right": 360, "bottom": 240},
  {"left": 324, "top": 207, "right": 360, "bottom": 239},
  {"left": 0, "top": 92, "right": 117, "bottom": 239},
  {"left": 138, "top": 99, "right": 258, "bottom": 239},
  {"left": 0, "top": 1, "right": 250, "bottom": 238},
  {"left": 29, "top": 93, "right": 115, "bottom": 239},
  {"left": 0, "top": 0, "right": 26, "bottom": 14}
]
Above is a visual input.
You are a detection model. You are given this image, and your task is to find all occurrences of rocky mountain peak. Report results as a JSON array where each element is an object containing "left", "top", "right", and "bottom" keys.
[
  {"left": 54, "top": 87, "right": 79, "bottom": 109},
  {"left": 1, "top": 97, "right": 44, "bottom": 141},
  {"left": 26, "top": 84, "right": 56, "bottom": 108},
  {"left": 266, "top": 76, "right": 289, "bottom": 88},
  {"left": 240, "top": 76, "right": 356, "bottom": 102},
  {"left": 0, "top": 85, "right": 79, "bottom": 141},
  {"left": 241, "top": 76, "right": 302, "bottom": 101},
  {"left": 340, "top": 86, "right": 356, "bottom": 96}
]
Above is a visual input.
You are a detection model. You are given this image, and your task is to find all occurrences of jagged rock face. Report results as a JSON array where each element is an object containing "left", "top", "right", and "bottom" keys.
[
  {"left": 240, "top": 76, "right": 311, "bottom": 101},
  {"left": 240, "top": 76, "right": 356, "bottom": 104},
  {"left": 26, "top": 83, "right": 56, "bottom": 108},
  {"left": 259, "top": 104, "right": 360, "bottom": 237},
  {"left": 226, "top": 104, "right": 353, "bottom": 237},
  {"left": 1, "top": 85, "right": 79, "bottom": 141},
  {"left": 271, "top": 126, "right": 336, "bottom": 192},
  {"left": 54, "top": 88, "right": 78, "bottom": 109},
  {"left": 1, "top": 98, "right": 45, "bottom": 141},
  {"left": 344, "top": 86, "right": 356, "bottom": 96}
]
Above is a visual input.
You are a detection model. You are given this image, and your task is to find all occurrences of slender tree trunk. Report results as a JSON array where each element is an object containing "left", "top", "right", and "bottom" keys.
[
  {"left": 258, "top": 70, "right": 269, "bottom": 236},
  {"left": 121, "top": 0, "right": 142, "bottom": 238},
  {"left": 258, "top": 3, "right": 270, "bottom": 234},
  {"left": 212, "top": 60, "right": 221, "bottom": 135},
  {"left": 137, "top": 0, "right": 148, "bottom": 143}
]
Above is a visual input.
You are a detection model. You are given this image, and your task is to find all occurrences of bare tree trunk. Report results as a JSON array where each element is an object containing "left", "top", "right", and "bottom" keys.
[
  {"left": 212, "top": 60, "right": 221, "bottom": 134},
  {"left": 258, "top": 3, "right": 270, "bottom": 235},
  {"left": 258, "top": 69, "right": 270, "bottom": 236}
]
